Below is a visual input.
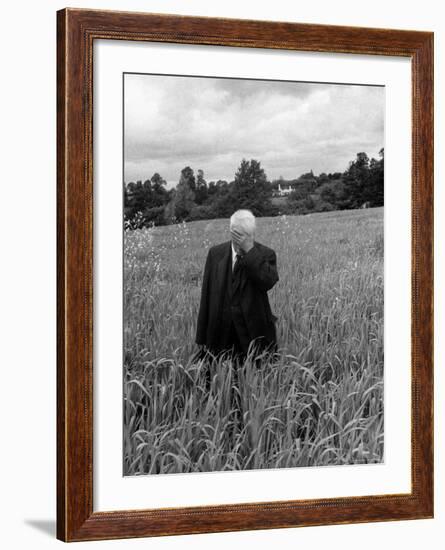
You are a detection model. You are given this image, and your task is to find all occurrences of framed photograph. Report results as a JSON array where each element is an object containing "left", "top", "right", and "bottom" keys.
[{"left": 57, "top": 8, "right": 434, "bottom": 542}]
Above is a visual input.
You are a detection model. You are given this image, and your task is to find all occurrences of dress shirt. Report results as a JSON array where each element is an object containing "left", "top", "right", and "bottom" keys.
[{"left": 231, "top": 243, "right": 240, "bottom": 270}]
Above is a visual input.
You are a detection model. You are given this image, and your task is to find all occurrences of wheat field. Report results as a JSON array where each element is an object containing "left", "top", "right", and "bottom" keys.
[{"left": 123, "top": 207, "right": 384, "bottom": 475}]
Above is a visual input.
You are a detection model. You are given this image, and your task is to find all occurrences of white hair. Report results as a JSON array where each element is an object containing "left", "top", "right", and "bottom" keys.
[{"left": 230, "top": 209, "right": 256, "bottom": 235}]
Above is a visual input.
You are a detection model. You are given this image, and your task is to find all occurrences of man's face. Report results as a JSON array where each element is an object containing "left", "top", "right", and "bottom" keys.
[{"left": 230, "top": 222, "right": 253, "bottom": 254}]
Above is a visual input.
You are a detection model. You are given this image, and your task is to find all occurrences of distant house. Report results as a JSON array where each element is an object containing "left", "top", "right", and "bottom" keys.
[
  {"left": 276, "top": 182, "right": 295, "bottom": 196},
  {"left": 273, "top": 171, "right": 318, "bottom": 198}
]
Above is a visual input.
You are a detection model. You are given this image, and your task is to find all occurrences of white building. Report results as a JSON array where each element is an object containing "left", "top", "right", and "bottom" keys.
[{"left": 277, "top": 182, "right": 295, "bottom": 196}]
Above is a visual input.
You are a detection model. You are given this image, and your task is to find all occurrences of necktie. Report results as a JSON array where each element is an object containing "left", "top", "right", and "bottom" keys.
[{"left": 234, "top": 253, "right": 242, "bottom": 273}]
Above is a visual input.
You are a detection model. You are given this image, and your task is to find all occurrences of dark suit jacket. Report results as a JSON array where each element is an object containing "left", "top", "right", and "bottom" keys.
[{"left": 195, "top": 240, "right": 279, "bottom": 354}]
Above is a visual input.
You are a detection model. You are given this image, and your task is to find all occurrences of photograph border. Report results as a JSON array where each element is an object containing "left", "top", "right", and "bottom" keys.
[{"left": 57, "top": 8, "right": 433, "bottom": 542}]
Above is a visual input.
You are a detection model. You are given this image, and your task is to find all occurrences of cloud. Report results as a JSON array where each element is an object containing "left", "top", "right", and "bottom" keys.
[{"left": 124, "top": 73, "right": 384, "bottom": 184}]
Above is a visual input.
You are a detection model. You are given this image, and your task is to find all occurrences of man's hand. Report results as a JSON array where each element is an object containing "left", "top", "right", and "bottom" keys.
[{"left": 231, "top": 228, "right": 254, "bottom": 254}]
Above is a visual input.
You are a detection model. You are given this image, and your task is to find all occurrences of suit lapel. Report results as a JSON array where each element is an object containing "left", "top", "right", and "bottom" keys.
[
  {"left": 215, "top": 241, "right": 259, "bottom": 296},
  {"left": 238, "top": 241, "right": 258, "bottom": 293},
  {"left": 216, "top": 241, "right": 231, "bottom": 291}
]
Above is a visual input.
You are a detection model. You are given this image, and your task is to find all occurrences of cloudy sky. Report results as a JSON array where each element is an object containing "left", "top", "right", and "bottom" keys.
[{"left": 124, "top": 73, "right": 384, "bottom": 186}]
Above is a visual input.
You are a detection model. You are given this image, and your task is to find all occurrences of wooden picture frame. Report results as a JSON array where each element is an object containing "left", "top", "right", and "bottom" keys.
[{"left": 57, "top": 8, "right": 434, "bottom": 542}]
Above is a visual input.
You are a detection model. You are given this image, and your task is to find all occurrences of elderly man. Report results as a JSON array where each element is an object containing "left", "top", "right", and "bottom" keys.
[{"left": 195, "top": 209, "right": 279, "bottom": 359}]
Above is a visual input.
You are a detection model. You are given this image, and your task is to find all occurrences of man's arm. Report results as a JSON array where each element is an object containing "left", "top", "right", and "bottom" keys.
[
  {"left": 195, "top": 249, "right": 212, "bottom": 345},
  {"left": 239, "top": 246, "right": 278, "bottom": 291}
]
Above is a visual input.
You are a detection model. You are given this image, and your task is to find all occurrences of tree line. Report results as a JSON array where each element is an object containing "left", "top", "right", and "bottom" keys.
[{"left": 124, "top": 149, "right": 384, "bottom": 229}]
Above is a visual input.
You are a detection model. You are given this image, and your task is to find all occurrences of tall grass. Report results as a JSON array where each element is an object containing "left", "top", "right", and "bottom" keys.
[{"left": 124, "top": 207, "right": 384, "bottom": 475}]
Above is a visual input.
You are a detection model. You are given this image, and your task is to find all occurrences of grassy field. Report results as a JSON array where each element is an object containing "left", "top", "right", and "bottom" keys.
[{"left": 123, "top": 207, "right": 384, "bottom": 475}]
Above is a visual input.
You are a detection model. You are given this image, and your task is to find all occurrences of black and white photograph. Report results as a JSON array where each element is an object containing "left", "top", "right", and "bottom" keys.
[{"left": 123, "top": 73, "right": 385, "bottom": 476}]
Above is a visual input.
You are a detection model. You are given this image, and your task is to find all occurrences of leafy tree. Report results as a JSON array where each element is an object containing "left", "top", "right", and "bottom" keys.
[
  {"left": 365, "top": 148, "right": 384, "bottom": 206},
  {"left": 206, "top": 179, "right": 228, "bottom": 201},
  {"left": 342, "top": 152, "right": 371, "bottom": 209},
  {"left": 195, "top": 169, "right": 208, "bottom": 205},
  {"left": 318, "top": 172, "right": 330, "bottom": 184},
  {"left": 179, "top": 166, "right": 196, "bottom": 192},
  {"left": 149, "top": 173, "right": 169, "bottom": 207},
  {"left": 124, "top": 180, "right": 147, "bottom": 218},
  {"left": 163, "top": 196, "right": 176, "bottom": 225},
  {"left": 328, "top": 172, "right": 343, "bottom": 180},
  {"left": 188, "top": 204, "right": 215, "bottom": 221},
  {"left": 123, "top": 172, "right": 171, "bottom": 226},
  {"left": 168, "top": 167, "right": 196, "bottom": 221},
  {"left": 123, "top": 182, "right": 132, "bottom": 220},
  {"left": 225, "top": 159, "right": 273, "bottom": 216},
  {"left": 142, "top": 206, "right": 166, "bottom": 226},
  {"left": 319, "top": 182, "right": 337, "bottom": 204}
]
